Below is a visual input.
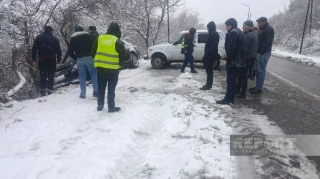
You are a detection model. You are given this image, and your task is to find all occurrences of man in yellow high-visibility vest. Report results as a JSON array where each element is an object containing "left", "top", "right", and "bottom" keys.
[{"left": 91, "top": 22, "right": 125, "bottom": 112}]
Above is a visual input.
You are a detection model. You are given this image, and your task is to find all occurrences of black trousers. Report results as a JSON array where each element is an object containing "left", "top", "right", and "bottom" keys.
[
  {"left": 205, "top": 59, "right": 214, "bottom": 88},
  {"left": 38, "top": 58, "right": 56, "bottom": 96},
  {"left": 97, "top": 73, "right": 118, "bottom": 108},
  {"left": 224, "top": 66, "right": 237, "bottom": 101},
  {"left": 248, "top": 57, "right": 256, "bottom": 77},
  {"left": 181, "top": 52, "right": 195, "bottom": 71},
  {"left": 236, "top": 67, "right": 248, "bottom": 95}
]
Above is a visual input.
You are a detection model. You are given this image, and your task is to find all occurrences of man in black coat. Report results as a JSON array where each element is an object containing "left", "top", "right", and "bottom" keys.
[
  {"left": 200, "top": 21, "right": 220, "bottom": 90},
  {"left": 88, "top": 26, "right": 99, "bottom": 46},
  {"left": 68, "top": 26, "right": 98, "bottom": 99},
  {"left": 250, "top": 17, "right": 274, "bottom": 94},
  {"left": 32, "top": 26, "right": 62, "bottom": 96},
  {"left": 216, "top": 18, "right": 245, "bottom": 105},
  {"left": 180, "top": 28, "right": 198, "bottom": 73}
]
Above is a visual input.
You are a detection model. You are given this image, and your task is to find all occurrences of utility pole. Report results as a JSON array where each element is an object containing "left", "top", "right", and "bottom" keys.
[
  {"left": 300, "top": 0, "right": 311, "bottom": 54},
  {"left": 241, "top": 3, "right": 250, "bottom": 20},
  {"left": 309, "top": 0, "right": 313, "bottom": 35},
  {"left": 167, "top": 0, "right": 170, "bottom": 43}
]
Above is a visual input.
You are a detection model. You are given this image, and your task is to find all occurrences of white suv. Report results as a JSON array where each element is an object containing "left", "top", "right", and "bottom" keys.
[{"left": 145, "top": 30, "right": 226, "bottom": 69}]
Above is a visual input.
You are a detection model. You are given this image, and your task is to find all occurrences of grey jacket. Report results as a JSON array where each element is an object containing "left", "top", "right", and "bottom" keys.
[{"left": 244, "top": 30, "right": 258, "bottom": 59}]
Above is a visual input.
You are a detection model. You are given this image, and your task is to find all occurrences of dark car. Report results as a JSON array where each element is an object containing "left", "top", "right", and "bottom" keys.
[{"left": 54, "top": 40, "right": 140, "bottom": 80}]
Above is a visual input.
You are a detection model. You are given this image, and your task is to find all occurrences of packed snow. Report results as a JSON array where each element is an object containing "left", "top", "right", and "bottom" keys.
[
  {"left": 273, "top": 49, "right": 320, "bottom": 66},
  {"left": 0, "top": 60, "right": 319, "bottom": 179}
]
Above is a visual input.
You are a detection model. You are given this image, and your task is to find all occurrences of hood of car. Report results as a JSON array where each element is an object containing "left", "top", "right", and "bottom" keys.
[{"left": 148, "top": 43, "right": 172, "bottom": 50}]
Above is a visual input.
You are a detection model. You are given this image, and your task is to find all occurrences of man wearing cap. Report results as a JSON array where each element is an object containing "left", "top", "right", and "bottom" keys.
[
  {"left": 181, "top": 28, "right": 198, "bottom": 73},
  {"left": 32, "top": 26, "right": 62, "bottom": 96},
  {"left": 236, "top": 20, "right": 258, "bottom": 99},
  {"left": 88, "top": 26, "right": 99, "bottom": 46},
  {"left": 216, "top": 18, "right": 245, "bottom": 105},
  {"left": 69, "top": 26, "right": 98, "bottom": 99},
  {"left": 250, "top": 17, "right": 274, "bottom": 94}
]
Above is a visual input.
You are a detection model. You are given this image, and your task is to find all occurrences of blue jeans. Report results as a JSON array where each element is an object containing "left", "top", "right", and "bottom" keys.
[
  {"left": 77, "top": 56, "right": 98, "bottom": 96},
  {"left": 181, "top": 53, "right": 195, "bottom": 71},
  {"left": 97, "top": 73, "right": 118, "bottom": 108},
  {"left": 224, "top": 66, "right": 237, "bottom": 101},
  {"left": 255, "top": 52, "right": 271, "bottom": 89}
]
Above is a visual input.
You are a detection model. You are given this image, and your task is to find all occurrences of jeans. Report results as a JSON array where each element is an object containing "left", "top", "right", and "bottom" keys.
[
  {"left": 77, "top": 56, "right": 98, "bottom": 96},
  {"left": 255, "top": 52, "right": 271, "bottom": 89},
  {"left": 236, "top": 67, "right": 248, "bottom": 95},
  {"left": 181, "top": 53, "right": 195, "bottom": 71},
  {"left": 206, "top": 59, "right": 214, "bottom": 88},
  {"left": 224, "top": 66, "right": 237, "bottom": 101},
  {"left": 38, "top": 57, "right": 56, "bottom": 96},
  {"left": 97, "top": 73, "right": 118, "bottom": 108}
]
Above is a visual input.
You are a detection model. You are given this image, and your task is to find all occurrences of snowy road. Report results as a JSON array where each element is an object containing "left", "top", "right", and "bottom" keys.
[{"left": 0, "top": 60, "right": 319, "bottom": 179}]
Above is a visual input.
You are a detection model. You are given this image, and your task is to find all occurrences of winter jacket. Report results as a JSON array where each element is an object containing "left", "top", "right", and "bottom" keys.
[
  {"left": 244, "top": 30, "right": 258, "bottom": 59},
  {"left": 68, "top": 32, "right": 92, "bottom": 60},
  {"left": 32, "top": 31, "right": 62, "bottom": 62},
  {"left": 257, "top": 22, "right": 274, "bottom": 55},
  {"left": 89, "top": 31, "right": 99, "bottom": 47},
  {"left": 91, "top": 37, "right": 126, "bottom": 75},
  {"left": 181, "top": 33, "right": 195, "bottom": 54},
  {"left": 203, "top": 30, "right": 220, "bottom": 61},
  {"left": 225, "top": 27, "right": 245, "bottom": 67}
]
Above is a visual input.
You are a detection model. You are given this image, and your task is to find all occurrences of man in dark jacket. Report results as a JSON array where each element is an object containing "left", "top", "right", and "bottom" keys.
[
  {"left": 88, "top": 26, "right": 99, "bottom": 46},
  {"left": 200, "top": 21, "right": 220, "bottom": 90},
  {"left": 250, "top": 17, "right": 274, "bottom": 94},
  {"left": 181, "top": 28, "right": 198, "bottom": 73},
  {"left": 69, "top": 26, "right": 98, "bottom": 99},
  {"left": 32, "top": 26, "right": 62, "bottom": 96},
  {"left": 216, "top": 18, "right": 245, "bottom": 105},
  {"left": 236, "top": 20, "right": 258, "bottom": 99},
  {"left": 92, "top": 22, "right": 126, "bottom": 112}
]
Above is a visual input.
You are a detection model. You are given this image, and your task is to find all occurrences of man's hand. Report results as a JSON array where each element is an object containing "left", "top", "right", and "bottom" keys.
[{"left": 184, "top": 50, "right": 188, "bottom": 53}]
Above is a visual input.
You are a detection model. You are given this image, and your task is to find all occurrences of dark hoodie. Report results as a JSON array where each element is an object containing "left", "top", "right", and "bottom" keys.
[
  {"left": 32, "top": 31, "right": 62, "bottom": 62},
  {"left": 91, "top": 22, "right": 126, "bottom": 74},
  {"left": 68, "top": 31, "right": 92, "bottom": 60},
  {"left": 182, "top": 28, "right": 196, "bottom": 54},
  {"left": 203, "top": 21, "right": 220, "bottom": 61}
]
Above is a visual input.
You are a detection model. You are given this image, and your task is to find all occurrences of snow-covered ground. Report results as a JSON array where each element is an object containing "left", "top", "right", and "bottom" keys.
[
  {"left": 0, "top": 60, "right": 319, "bottom": 179},
  {"left": 273, "top": 49, "right": 320, "bottom": 66}
]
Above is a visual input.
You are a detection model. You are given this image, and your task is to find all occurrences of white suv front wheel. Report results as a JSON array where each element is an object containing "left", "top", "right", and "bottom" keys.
[{"left": 151, "top": 56, "right": 165, "bottom": 69}]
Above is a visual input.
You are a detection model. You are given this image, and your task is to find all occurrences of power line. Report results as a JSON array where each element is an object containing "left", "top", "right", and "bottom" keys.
[{"left": 252, "top": 0, "right": 289, "bottom": 14}]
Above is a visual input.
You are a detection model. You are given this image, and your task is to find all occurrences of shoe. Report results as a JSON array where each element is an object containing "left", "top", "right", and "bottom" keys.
[
  {"left": 180, "top": 70, "right": 185, "bottom": 73},
  {"left": 200, "top": 85, "right": 211, "bottom": 90},
  {"left": 79, "top": 95, "right": 85, "bottom": 99},
  {"left": 108, "top": 107, "right": 121, "bottom": 113},
  {"left": 93, "top": 92, "right": 98, "bottom": 97},
  {"left": 251, "top": 88, "right": 262, "bottom": 94},
  {"left": 236, "top": 94, "right": 246, "bottom": 99},
  {"left": 216, "top": 99, "right": 234, "bottom": 105},
  {"left": 249, "top": 87, "right": 257, "bottom": 91},
  {"left": 191, "top": 70, "right": 198, "bottom": 73},
  {"left": 250, "top": 76, "right": 255, "bottom": 80},
  {"left": 97, "top": 105, "right": 104, "bottom": 111}
]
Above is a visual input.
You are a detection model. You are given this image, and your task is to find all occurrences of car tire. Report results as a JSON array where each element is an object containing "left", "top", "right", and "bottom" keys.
[
  {"left": 151, "top": 56, "right": 165, "bottom": 69},
  {"left": 130, "top": 53, "right": 139, "bottom": 68}
]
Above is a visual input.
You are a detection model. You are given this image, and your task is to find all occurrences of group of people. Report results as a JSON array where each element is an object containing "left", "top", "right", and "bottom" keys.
[
  {"left": 180, "top": 17, "right": 274, "bottom": 105},
  {"left": 32, "top": 23, "right": 125, "bottom": 112}
]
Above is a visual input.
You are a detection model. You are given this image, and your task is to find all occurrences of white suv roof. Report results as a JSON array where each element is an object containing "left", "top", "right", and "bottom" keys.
[{"left": 180, "top": 29, "right": 223, "bottom": 33}]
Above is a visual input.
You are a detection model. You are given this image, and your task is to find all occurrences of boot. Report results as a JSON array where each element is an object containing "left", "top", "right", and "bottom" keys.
[
  {"left": 180, "top": 70, "right": 185, "bottom": 73},
  {"left": 200, "top": 85, "right": 211, "bottom": 90},
  {"left": 235, "top": 94, "right": 246, "bottom": 99},
  {"left": 216, "top": 99, "right": 234, "bottom": 105},
  {"left": 108, "top": 107, "right": 121, "bottom": 113},
  {"left": 79, "top": 95, "right": 85, "bottom": 99},
  {"left": 251, "top": 88, "right": 262, "bottom": 94},
  {"left": 191, "top": 70, "right": 198, "bottom": 73},
  {"left": 249, "top": 86, "right": 257, "bottom": 91},
  {"left": 97, "top": 105, "right": 104, "bottom": 111},
  {"left": 93, "top": 92, "right": 98, "bottom": 97}
]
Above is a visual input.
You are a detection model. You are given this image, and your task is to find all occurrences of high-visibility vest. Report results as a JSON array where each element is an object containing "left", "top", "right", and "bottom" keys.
[
  {"left": 181, "top": 32, "right": 190, "bottom": 50},
  {"left": 94, "top": 34, "right": 120, "bottom": 69}
]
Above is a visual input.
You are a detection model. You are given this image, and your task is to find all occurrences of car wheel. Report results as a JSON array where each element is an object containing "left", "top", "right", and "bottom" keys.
[
  {"left": 151, "top": 56, "right": 165, "bottom": 69},
  {"left": 130, "top": 53, "right": 139, "bottom": 68}
]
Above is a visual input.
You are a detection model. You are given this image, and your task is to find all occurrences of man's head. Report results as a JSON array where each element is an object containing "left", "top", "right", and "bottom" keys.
[
  {"left": 74, "top": 26, "right": 83, "bottom": 32},
  {"left": 256, "top": 17, "right": 268, "bottom": 28},
  {"left": 88, "top": 26, "right": 96, "bottom": 33},
  {"left": 107, "top": 22, "right": 121, "bottom": 38},
  {"left": 253, "top": 27, "right": 259, "bottom": 34},
  {"left": 225, "top": 18, "right": 237, "bottom": 31},
  {"left": 207, "top": 21, "right": 216, "bottom": 32},
  {"left": 242, "top": 20, "right": 254, "bottom": 33},
  {"left": 44, "top": 26, "right": 53, "bottom": 34},
  {"left": 189, "top": 28, "right": 196, "bottom": 36}
]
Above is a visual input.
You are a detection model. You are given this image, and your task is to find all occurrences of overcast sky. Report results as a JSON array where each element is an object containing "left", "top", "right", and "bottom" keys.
[{"left": 184, "top": 0, "right": 290, "bottom": 26}]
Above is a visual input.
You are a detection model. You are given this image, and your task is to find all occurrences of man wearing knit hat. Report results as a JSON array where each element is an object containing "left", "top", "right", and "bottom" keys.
[
  {"left": 200, "top": 21, "right": 220, "bottom": 90},
  {"left": 249, "top": 17, "right": 274, "bottom": 94},
  {"left": 88, "top": 26, "right": 99, "bottom": 47},
  {"left": 235, "top": 20, "right": 258, "bottom": 99}
]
